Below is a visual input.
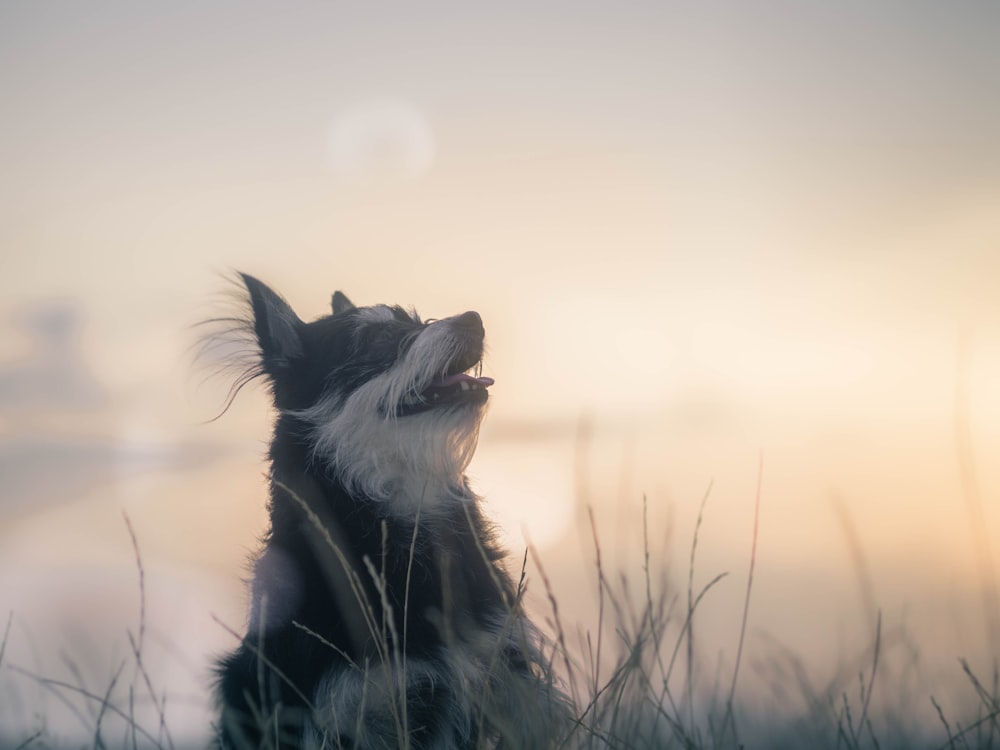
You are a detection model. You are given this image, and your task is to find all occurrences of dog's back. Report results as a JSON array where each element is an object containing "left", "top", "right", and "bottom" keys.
[{"left": 210, "top": 275, "right": 567, "bottom": 749}]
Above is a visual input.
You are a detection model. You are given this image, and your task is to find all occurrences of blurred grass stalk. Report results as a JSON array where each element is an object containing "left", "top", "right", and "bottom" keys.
[{"left": 0, "top": 431, "right": 998, "bottom": 748}]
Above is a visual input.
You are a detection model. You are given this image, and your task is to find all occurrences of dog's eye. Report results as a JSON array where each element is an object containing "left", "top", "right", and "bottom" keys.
[
  {"left": 364, "top": 327, "right": 395, "bottom": 345},
  {"left": 356, "top": 325, "right": 403, "bottom": 358}
]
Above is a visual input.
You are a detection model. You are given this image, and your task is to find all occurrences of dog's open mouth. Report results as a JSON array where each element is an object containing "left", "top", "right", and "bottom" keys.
[{"left": 397, "top": 371, "right": 494, "bottom": 416}]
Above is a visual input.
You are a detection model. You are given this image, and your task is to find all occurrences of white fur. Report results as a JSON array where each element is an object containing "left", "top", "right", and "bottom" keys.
[
  {"left": 290, "top": 313, "right": 486, "bottom": 517},
  {"left": 305, "top": 654, "right": 470, "bottom": 750},
  {"left": 306, "top": 614, "right": 559, "bottom": 750}
]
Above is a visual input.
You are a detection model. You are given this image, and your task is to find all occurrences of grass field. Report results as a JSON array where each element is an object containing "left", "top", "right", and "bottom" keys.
[{"left": 1, "top": 489, "right": 997, "bottom": 749}]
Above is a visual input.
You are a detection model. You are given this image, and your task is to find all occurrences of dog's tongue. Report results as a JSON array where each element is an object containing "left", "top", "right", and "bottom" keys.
[{"left": 437, "top": 373, "right": 495, "bottom": 388}]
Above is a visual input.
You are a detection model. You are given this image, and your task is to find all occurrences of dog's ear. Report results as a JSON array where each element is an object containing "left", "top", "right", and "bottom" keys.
[
  {"left": 331, "top": 291, "right": 356, "bottom": 315},
  {"left": 241, "top": 273, "right": 303, "bottom": 370}
]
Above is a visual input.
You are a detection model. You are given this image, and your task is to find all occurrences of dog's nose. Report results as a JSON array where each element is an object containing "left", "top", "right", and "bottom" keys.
[{"left": 454, "top": 311, "right": 484, "bottom": 337}]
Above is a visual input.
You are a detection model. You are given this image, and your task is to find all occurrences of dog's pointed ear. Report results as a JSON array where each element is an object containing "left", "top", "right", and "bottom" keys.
[
  {"left": 331, "top": 291, "right": 356, "bottom": 315},
  {"left": 241, "top": 273, "right": 303, "bottom": 369}
]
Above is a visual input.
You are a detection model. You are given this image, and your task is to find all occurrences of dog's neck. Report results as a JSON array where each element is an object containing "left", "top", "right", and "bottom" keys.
[
  {"left": 329, "top": 444, "right": 475, "bottom": 520},
  {"left": 275, "top": 412, "right": 478, "bottom": 521},
  {"left": 373, "top": 466, "right": 473, "bottom": 519}
]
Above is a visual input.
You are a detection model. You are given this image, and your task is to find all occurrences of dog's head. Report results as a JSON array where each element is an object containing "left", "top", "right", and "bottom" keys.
[{"left": 233, "top": 274, "right": 493, "bottom": 507}]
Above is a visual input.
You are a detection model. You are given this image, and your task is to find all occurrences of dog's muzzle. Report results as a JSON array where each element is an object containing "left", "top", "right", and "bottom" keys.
[{"left": 396, "top": 312, "right": 494, "bottom": 417}]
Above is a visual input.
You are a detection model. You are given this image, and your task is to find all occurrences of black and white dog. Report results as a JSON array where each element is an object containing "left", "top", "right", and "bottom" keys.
[{"left": 210, "top": 275, "right": 567, "bottom": 750}]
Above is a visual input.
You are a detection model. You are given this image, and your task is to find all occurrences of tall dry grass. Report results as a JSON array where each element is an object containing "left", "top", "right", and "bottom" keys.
[{"left": 1, "top": 484, "right": 998, "bottom": 749}]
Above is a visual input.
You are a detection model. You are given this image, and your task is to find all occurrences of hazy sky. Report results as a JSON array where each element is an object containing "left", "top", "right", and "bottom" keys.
[{"left": 1, "top": 2, "right": 999, "bottom": 741}]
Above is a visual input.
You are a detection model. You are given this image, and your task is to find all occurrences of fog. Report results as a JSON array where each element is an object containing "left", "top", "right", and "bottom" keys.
[{"left": 2, "top": 2, "right": 999, "bottom": 744}]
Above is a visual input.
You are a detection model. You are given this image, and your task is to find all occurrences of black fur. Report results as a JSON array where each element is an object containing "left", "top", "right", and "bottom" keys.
[{"left": 211, "top": 275, "right": 566, "bottom": 750}]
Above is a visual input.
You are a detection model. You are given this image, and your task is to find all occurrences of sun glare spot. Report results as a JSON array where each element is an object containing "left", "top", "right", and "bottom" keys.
[
  {"left": 326, "top": 98, "right": 436, "bottom": 181},
  {"left": 470, "top": 441, "right": 575, "bottom": 550}
]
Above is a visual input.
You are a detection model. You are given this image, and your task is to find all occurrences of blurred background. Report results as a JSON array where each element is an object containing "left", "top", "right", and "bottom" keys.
[{"left": 1, "top": 1, "right": 999, "bottom": 744}]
